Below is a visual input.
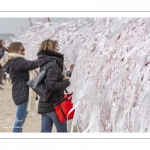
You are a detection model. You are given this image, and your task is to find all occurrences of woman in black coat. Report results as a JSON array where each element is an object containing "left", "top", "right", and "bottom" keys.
[
  {"left": 37, "top": 39, "right": 70, "bottom": 132},
  {"left": 0, "top": 42, "right": 38, "bottom": 132}
]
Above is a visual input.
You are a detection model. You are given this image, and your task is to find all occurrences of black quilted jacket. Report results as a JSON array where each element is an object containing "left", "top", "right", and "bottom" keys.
[
  {"left": 37, "top": 50, "right": 70, "bottom": 114},
  {"left": 1, "top": 54, "right": 38, "bottom": 105}
]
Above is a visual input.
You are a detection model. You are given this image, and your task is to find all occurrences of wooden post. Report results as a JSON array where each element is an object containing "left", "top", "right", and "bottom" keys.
[
  {"left": 29, "top": 18, "right": 33, "bottom": 26},
  {"left": 21, "top": 27, "right": 24, "bottom": 32},
  {"left": 47, "top": 18, "right": 50, "bottom": 22}
]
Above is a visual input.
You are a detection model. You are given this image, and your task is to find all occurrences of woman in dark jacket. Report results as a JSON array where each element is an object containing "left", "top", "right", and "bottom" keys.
[
  {"left": 37, "top": 39, "right": 70, "bottom": 132},
  {"left": 0, "top": 42, "right": 38, "bottom": 132}
]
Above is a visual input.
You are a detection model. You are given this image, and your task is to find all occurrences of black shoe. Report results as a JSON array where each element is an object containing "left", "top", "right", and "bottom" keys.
[{"left": 0, "top": 82, "right": 4, "bottom": 85}]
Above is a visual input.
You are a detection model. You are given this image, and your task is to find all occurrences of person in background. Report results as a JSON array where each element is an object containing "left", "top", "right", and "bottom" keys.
[
  {"left": 37, "top": 39, "right": 70, "bottom": 132},
  {"left": 0, "top": 42, "right": 38, "bottom": 132},
  {"left": 0, "top": 39, "right": 6, "bottom": 56},
  {"left": 3, "top": 71, "right": 7, "bottom": 84},
  {"left": 0, "top": 40, "right": 5, "bottom": 85},
  {"left": 0, "top": 43, "right": 5, "bottom": 89},
  {"left": 3, "top": 71, "right": 11, "bottom": 84}
]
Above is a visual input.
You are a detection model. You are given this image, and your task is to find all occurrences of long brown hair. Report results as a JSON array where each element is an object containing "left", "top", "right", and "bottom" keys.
[
  {"left": 7, "top": 42, "right": 23, "bottom": 53},
  {"left": 39, "top": 39, "right": 58, "bottom": 52}
]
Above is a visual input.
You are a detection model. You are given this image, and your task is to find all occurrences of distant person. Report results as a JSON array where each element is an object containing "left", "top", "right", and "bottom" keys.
[
  {"left": 0, "top": 39, "right": 7, "bottom": 85},
  {"left": 0, "top": 40, "right": 6, "bottom": 85},
  {"left": 0, "top": 39, "right": 6, "bottom": 52},
  {"left": 0, "top": 42, "right": 38, "bottom": 132},
  {"left": 3, "top": 70, "right": 7, "bottom": 84},
  {"left": 0, "top": 44, "right": 4, "bottom": 89},
  {"left": 4, "top": 71, "right": 10, "bottom": 84},
  {"left": 37, "top": 39, "right": 70, "bottom": 132},
  {"left": 0, "top": 39, "right": 6, "bottom": 58}
]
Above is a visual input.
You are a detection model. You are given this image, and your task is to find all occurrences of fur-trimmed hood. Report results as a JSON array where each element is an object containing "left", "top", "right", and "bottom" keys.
[{"left": 0, "top": 53, "right": 25, "bottom": 67}]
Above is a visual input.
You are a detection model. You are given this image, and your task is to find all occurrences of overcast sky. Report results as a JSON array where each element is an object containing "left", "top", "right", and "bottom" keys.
[{"left": 0, "top": 18, "right": 73, "bottom": 34}]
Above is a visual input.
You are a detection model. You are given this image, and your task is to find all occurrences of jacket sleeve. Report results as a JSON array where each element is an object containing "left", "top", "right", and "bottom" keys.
[
  {"left": 12, "top": 58, "right": 38, "bottom": 71},
  {"left": 46, "top": 62, "right": 70, "bottom": 92}
]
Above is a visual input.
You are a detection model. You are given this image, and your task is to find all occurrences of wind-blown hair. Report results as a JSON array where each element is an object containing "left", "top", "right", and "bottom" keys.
[{"left": 39, "top": 39, "right": 58, "bottom": 52}]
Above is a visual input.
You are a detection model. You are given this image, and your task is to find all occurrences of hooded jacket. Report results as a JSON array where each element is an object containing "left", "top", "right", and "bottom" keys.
[
  {"left": 0, "top": 53, "right": 38, "bottom": 105},
  {"left": 37, "top": 50, "right": 70, "bottom": 114}
]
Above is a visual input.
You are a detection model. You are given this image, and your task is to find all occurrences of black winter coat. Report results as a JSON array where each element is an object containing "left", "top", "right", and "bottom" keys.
[
  {"left": 1, "top": 53, "right": 38, "bottom": 105},
  {"left": 0, "top": 47, "right": 5, "bottom": 59},
  {"left": 37, "top": 50, "right": 70, "bottom": 114}
]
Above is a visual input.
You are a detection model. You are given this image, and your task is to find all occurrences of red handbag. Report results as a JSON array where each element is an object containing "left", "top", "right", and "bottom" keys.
[{"left": 54, "top": 92, "right": 75, "bottom": 123}]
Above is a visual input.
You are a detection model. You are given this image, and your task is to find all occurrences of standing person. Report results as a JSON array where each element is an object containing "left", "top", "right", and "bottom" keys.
[
  {"left": 0, "top": 44, "right": 5, "bottom": 89},
  {"left": 37, "top": 39, "right": 70, "bottom": 132},
  {"left": 3, "top": 71, "right": 11, "bottom": 84},
  {"left": 3, "top": 70, "right": 7, "bottom": 84},
  {"left": 0, "top": 39, "right": 6, "bottom": 57},
  {"left": 0, "top": 41, "right": 5, "bottom": 85},
  {"left": 0, "top": 42, "right": 38, "bottom": 132},
  {"left": 0, "top": 39, "right": 6, "bottom": 85},
  {"left": 0, "top": 39, "right": 5, "bottom": 46}
]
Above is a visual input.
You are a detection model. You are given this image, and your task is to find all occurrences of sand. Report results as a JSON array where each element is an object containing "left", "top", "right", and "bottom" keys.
[
  {"left": 0, "top": 82, "right": 75, "bottom": 132},
  {"left": 0, "top": 82, "right": 43, "bottom": 132}
]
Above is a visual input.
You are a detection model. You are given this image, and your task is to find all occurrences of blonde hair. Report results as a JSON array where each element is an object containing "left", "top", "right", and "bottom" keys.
[
  {"left": 7, "top": 42, "right": 23, "bottom": 53},
  {"left": 39, "top": 39, "right": 58, "bottom": 52}
]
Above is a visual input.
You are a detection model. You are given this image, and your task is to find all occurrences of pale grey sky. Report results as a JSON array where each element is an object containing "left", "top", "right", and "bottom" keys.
[{"left": 0, "top": 18, "right": 73, "bottom": 34}]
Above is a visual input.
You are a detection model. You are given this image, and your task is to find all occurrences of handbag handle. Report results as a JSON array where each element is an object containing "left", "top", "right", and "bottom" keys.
[{"left": 64, "top": 88, "right": 68, "bottom": 93}]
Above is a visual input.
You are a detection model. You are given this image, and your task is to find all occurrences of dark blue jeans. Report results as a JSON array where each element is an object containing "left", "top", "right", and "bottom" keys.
[
  {"left": 41, "top": 111, "right": 67, "bottom": 132},
  {"left": 13, "top": 102, "right": 28, "bottom": 132}
]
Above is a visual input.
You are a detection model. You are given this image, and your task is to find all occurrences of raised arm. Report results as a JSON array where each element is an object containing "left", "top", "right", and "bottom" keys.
[{"left": 12, "top": 58, "right": 38, "bottom": 71}]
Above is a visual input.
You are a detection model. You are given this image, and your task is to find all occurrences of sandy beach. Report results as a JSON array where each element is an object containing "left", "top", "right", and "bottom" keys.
[{"left": 0, "top": 82, "right": 75, "bottom": 132}]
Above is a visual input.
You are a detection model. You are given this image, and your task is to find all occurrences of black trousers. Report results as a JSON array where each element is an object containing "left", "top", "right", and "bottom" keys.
[{"left": 0, "top": 67, "right": 4, "bottom": 83}]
